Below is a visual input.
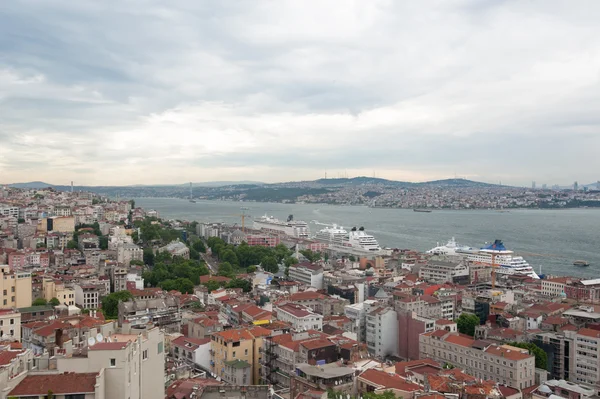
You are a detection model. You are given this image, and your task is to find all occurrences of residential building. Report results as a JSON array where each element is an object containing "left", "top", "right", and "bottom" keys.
[
  {"left": 0, "top": 346, "right": 33, "bottom": 399},
  {"left": 245, "top": 234, "right": 279, "bottom": 247},
  {"left": 0, "top": 265, "right": 32, "bottom": 309},
  {"left": 344, "top": 300, "right": 379, "bottom": 342},
  {"left": 110, "top": 267, "right": 128, "bottom": 292},
  {"left": 276, "top": 303, "right": 323, "bottom": 331},
  {"left": 17, "top": 305, "right": 55, "bottom": 323},
  {"left": 0, "top": 309, "right": 20, "bottom": 341},
  {"left": 42, "top": 278, "right": 75, "bottom": 306},
  {"left": 210, "top": 327, "right": 270, "bottom": 385},
  {"left": 365, "top": 307, "right": 398, "bottom": 358},
  {"left": 394, "top": 293, "right": 442, "bottom": 320},
  {"left": 290, "top": 363, "right": 355, "bottom": 399},
  {"left": 118, "top": 296, "right": 181, "bottom": 332},
  {"left": 573, "top": 328, "right": 600, "bottom": 390},
  {"left": 74, "top": 283, "right": 102, "bottom": 309},
  {"left": 357, "top": 368, "right": 422, "bottom": 398},
  {"left": 8, "top": 372, "right": 104, "bottom": 399},
  {"left": 187, "top": 316, "right": 223, "bottom": 339},
  {"left": 542, "top": 277, "right": 574, "bottom": 297},
  {"left": 532, "top": 379, "right": 596, "bottom": 399},
  {"left": 117, "top": 243, "right": 143, "bottom": 266},
  {"left": 288, "top": 263, "right": 324, "bottom": 289},
  {"left": 419, "top": 330, "right": 536, "bottom": 389},
  {"left": 397, "top": 310, "right": 435, "bottom": 361},
  {"left": 532, "top": 331, "right": 575, "bottom": 381},
  {"left": 418, "top": 260, "right": 470, "bottom": 284},
  {"left": 171, "top": 336, "right": 210, "bottom": 370}
]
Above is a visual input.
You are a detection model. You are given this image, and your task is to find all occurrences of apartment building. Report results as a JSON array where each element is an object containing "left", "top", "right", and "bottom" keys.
[
  {"left": 0, "top": 265, "right": 32, "bottom": 309},
  {"left": 171, "top": 336, "right": 210, "bottom": 370},
  {"left": 0, "top": 206, "right": 19, "bottom": 218},
  {"left": 275, "top": 303, "right": 323, "bottom": 331},
  {"left": 366, "top": 307, "right": 398, "bottom": 358},
  {"left": 344, "top": 299, "right": 379, "bottom": 341},
  {"left": 541, "top": 277, "right": 573, "bottom": 297},
  {"left": 418, "top": 260, "right": 470, "bottom": 284},
  {"left": 573, "top": 328, "right": 600, "bottom": 390},
  {"left": 117, "top": 243, "right": 143, "bottom": 266},
  {"left": 419, "top": 330, "right": 536, "bottom": 389},
  {"left": 55, "top": 327, "right": 165, "bottom": 399},
  {"left": 397, "top": 310, "right": 436, "bottom": 361},
  {"left": 118, "top": 297, "right": 181, "bottom": 332},
  {"left": 0, "top": 309, "right": 20, "bottom": 341},
  {"left": 110, "top": 267, "right": 128, "bottom": 292},
  {"left": 210, "top": 326, "right": 270, "bottom": 385},
  {"left": 394, "top": 293, "right": 442, "bottom": 320},
  {"left": 42, "top": 278, "right": 75, "bottom": 306},
  {"left": 288, "top": 263, "right": 324, "bottom": 289},
  {"left": 187, "top": 316, "right": 223, "bottom": 339},
  {"left": 74, "top": 284, "right": 102, "bottom": 309}
]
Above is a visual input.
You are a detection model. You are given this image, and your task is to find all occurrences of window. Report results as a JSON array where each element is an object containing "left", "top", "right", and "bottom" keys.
[
  {"left": 244, "top": 349, "right": 248, "bottom": 356},
  {"left": 10, "top": 319, "right": 14, "bottom": 325},
  {"left": 158, "top": 342, "right": 163, "bottom": 354},
  {"left": 143, "top": 349, "right": 148, "bottom": 360},
  {"left": 110, "top": 358, "right": 116, "bottom": 367},
  {"left": 65, "top": 395, "right": 86, "bottom": 399},
  {"left": 232, "top": 351, "right": 236, "bottom": 358},
  {"left": 2, "top": 290, "right": 5, "bottom": 295}
]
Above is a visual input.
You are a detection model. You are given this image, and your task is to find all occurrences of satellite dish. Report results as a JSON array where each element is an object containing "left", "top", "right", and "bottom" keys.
[
  {"left": 87, "top": 337, "right": 96, "bottom": 347},
  {"left": 96, "top": 333, "right": 104, "bottom": 343}
]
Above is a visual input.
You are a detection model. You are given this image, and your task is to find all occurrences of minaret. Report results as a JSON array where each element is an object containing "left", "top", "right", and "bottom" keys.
[{"left": 71, "top": 181, "right": 73, "bottom": 193}]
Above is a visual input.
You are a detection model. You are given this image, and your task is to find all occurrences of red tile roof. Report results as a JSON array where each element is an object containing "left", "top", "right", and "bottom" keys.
[
  {"left": 578, "top": 328, "right": 600, "bottom": 339},
  {"left": 9, "top": 372, "right": 99, "bottom": 396},
  {"left": 0, "top": 350, "right": 24, "bottom": 366},
  {"left": 214, "top": 328, "right": 254, "bottom": 342},
  {"left": 359, "top": 369, "right": 422, "bottom": 392},
  {"left": 89, "top": 342, "right": 129, "bottom": 351}
]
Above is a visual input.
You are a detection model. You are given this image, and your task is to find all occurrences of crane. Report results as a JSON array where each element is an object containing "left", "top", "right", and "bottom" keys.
[{"left": 230, "top": 207, "right": 251, "bottom": 232}]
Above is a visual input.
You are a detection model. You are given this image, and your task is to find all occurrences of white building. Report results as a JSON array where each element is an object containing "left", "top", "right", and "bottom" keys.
[
  {"left": 365, "top": 307, "right": 398, "bottom": 358},
  {"left": 573, "top": 328, "right": 600, "bottom": 390},
  {"left": 74, "top": 284, "right": 101, "bottom": 309},
  {"left": 170, "top": 336, "right": 210, "bottom": 370},
  {"left": 126, "top": 273, "right": 144, "bottom": 290},
  {"left": 0, "top": 207, "right": 19, "bottom": 218},
  {"left": 275, "top": 303, "right": 323, "bottom": 331},
  {"left": 541, "top": 277, "right": 571, "bottom": 297},
  {"left": 344, "top": 299, "right": 379, "bottom": 342},
  {"left": 0, "top": 309, "right": 21, "bottom": 342},
  {"left": 117, "top": 243, "right": 143, "bottom": 266},
  {"left": 418, "top": 260, "right": 470, "bottom": 284},
  {"left": 288, "top": 263, "right": 323, "bottom": 289}
]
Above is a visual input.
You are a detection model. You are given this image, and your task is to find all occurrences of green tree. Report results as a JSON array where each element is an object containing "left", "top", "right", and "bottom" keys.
[
  {"left": 130, "top": 260, "right": 145, "bottom": 266},
  {"left": 457, "top": 313, "right": 480, "bottom": 336},
  {"left": 284, "top": 256, "right": 299, "bottom": 267},
  {"left": 300, "top": 249, "right": 321, "bottom": 263},
  {"left": 192, "top": 240, "right": 206, "bottom": 253},
  {"left": 32, "top": 298, "right": 48, "bottom": 306},
  {"left": 274, "top": 244, "right": 292, "bottom": 262},
  {"left": 221, "top": 249, "right": 239, "bottom": 266},
  {"left": 203, "top": 279, "right": 224, "bottom": 293},
  {"left": 226, "top": 278, "right": 252, "bottom": 293},
  {"left": 99, "top": 236, "right": 109, "bottom": 250},
  {"left": 143, "top": 248, "right": 155, "bottom": 266},
  {"left": 218, "top": 262, "right": 235, "bottom": 278},
  {"left": 17, "top": 218, "right": 25, "bottom": 224},
  {"left": 247, "top": 265, "right": 257, "bottom": 273},
  {"left": 49, "top": 297, "right": 60, "bottom": 306},
  {"left": 130, "top": 199, "right": 135, "bottom": 209},
  {"left": 67, "top": 240, "right": 78, "bottom": 249},
  {"left": 509, "top": 342, "right": 548, "bottom": 369},
  {"left": 349, "top": 255, "right": 356, "bottom": 262},
  {"left": 102, "top": 291, "right": 133, "bottom": 319},
  {"left": 262, "top": 256, "right": 279, "bottom": 273},
  {"left": 161, "top": 278, "right": 194, "bottom": 294}
]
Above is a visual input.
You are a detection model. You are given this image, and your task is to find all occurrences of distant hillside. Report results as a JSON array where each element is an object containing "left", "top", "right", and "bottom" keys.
[
  {"left": 8, "top": 181, "right": 56, "bottom": 189},
  {"left": 308, "top": 176, "right": 498, "bottom": 188}
]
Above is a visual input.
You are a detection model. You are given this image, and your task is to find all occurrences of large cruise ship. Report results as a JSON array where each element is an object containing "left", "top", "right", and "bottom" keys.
[
  {"left": 312, "top": 224, "right": 382, "bottom": 254},
  {"left": 428, "top": 238, "right": 539, "bottom": 279},
  {"left": 253, "top": 214, "right": 310, "bottom": 238}
]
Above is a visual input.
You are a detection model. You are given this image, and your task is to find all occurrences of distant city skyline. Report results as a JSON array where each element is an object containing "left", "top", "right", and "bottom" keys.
[{"left": 2, "top": 1, "right": 600, "bottom": 186}]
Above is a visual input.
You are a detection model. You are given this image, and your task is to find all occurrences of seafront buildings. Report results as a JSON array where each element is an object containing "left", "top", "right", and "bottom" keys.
[{"left": 1, "top": 185, "right": 600, "bottom": 398}]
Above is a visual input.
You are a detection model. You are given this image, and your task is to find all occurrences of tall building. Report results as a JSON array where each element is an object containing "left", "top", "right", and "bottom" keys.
[
  {"left": 0, "top": 265, "right": 32, "bottom": 309},
  {"left": 573, "top": 328, "right": 600, "bottom": 391},
  {"left": 574, "top": 181, "right": 579, "bottom": 191},
  {"left": 532, "top": 181, "right": 536, "bottom": 189}
]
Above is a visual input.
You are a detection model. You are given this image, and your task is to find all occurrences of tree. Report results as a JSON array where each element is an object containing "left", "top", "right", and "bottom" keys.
[
  {"left": 17, "top": 218, "right": 25, "bottom": 224},
  {"left": 349, "top": 255, "right": 356, "bottom": 262},
  {"left": 247, "top": 265, "right": 257, "bottom": 273},
  {"left": 509, "top": 342, "right": 548, "bottom": 369},
  {"left": 203, "top": 279, "right": 224, "bottom": 293},
  {"left": 99, "top": 236, "right": 109, "bottom": 250},
  {"left": 221, "top": 249, "right": 239, "bottom": 266},
  {"left": 457, "top": 313, "right": 480, "bottom": 336},
  {"left": 32, "top": 298, "right": 48, "bottom": 306},
  {"left": 226, "top": 278, "right": 252, "bottom": 292},
  {"left": 192, "top": 240, "right": 206, "bottom": 253},
  {"left": 300, "top": 249, "right": 321, "bottom": 263},
  {"left": 262, "top": 256, "right": 279, "bottom": 273},
  {"left": 143, "top": 248, "right": 155, "bottom": 266},
  {"left": 130, "top": 199, "right": 135, "bottom": 209},
  {"left": 102, "top": 291, "right": 133, "bottom": 319},
  {"left": 130, "top": 260, "right": 145, "bottom": 266},
  {"left": 49, "top": 297, "right": 60, "bottom": 306},
  {"left": 284, "top": 256, "right": 299, "bottom": 267},
  {"left": 161, "top": 278, "right": 194, "bottom": 294},
  {"left": 218, "top": 262, "right": 235, "bottom": 278},
  {"left": 67, "top": 240, "right": 78, "bottom": 249}
]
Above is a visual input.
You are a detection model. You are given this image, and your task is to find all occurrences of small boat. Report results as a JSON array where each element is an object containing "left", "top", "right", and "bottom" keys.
[
  {"left": 413, "top": 209, "right": 432, "bottom": 213},
  {"left": 573, "top": 260, "right": 590, "bottom": 267}
]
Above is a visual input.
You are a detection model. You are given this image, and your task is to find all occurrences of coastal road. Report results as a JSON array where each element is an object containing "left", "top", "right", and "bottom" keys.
[{"left": 200, "top": 252, "right": 218, "bottom": 274}]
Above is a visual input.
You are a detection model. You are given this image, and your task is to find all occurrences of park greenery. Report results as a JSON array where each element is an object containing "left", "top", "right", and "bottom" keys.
[
  {"left": 206, "top": 237, "right": 295, "bottom": 274},
  {"left": 457, "top": 313, "right": 480, "bottom": 336},
  {"left": 142, "top": 251, "right": 209, "bottom": 294}
]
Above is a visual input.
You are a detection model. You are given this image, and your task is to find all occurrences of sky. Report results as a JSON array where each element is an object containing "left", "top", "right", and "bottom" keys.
[{"left": 1, "top": 1, "right": 600, "bottom": 187}]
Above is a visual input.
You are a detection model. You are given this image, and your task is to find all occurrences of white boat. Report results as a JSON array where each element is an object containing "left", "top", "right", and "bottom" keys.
[
  {"left": 253, "top": 214, "right": 310, "bottom": 238},
  {"left": 312, "top": 224, "right": 382, "bottom": 253},
  {"left": 428, "top": 238, "right": 539, "bottom": 279}
]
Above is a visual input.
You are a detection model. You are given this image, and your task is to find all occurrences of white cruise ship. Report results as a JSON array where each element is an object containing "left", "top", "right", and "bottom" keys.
[
  {"left": 313, "top": 224, "right": 382, "bottom": 253},
  {"left": 253, "top": 214, "right": 309, "bottom": 238},
  {"left": 428, "top": 238, "right": 539, "bottom": 279}
]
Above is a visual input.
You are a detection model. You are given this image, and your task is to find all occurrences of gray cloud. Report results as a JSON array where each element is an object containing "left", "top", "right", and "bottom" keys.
[{"left": 1, "top": 0, "right": 599, "bottom": 186}]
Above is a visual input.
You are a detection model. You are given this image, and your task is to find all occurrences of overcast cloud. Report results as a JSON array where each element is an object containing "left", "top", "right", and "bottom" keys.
[{"left": 1, "top": 0, "right": 599, "bottom": 186}]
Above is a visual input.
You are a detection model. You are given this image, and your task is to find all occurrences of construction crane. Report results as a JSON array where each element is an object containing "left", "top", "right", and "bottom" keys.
[{"left": 230, "top": 207, "right": 251, "bottom": 232}]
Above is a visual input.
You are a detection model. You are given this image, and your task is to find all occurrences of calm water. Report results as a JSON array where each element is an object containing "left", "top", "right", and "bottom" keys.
[{"left": 136, "top": 198, "right": 600, "bottom": 278}]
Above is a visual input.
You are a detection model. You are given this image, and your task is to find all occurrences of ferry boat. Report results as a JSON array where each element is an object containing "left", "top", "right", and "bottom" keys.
[
  {"left": 312, "top": 224, "right": 382, "bottom": 253},
  {"left": 428, "top": 238, "right": 539, "bottom": 279},
  {"left": 253, "top": 214, "right": 310, "bottom": 238},
  {"left": 573, "top": 260, "right": 590, "bottom": 267}
]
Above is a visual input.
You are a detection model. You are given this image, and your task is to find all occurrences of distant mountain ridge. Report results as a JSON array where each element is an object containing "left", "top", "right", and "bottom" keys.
[{"left": 6, "top": 177, "right": 500, "bottom": 190}]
